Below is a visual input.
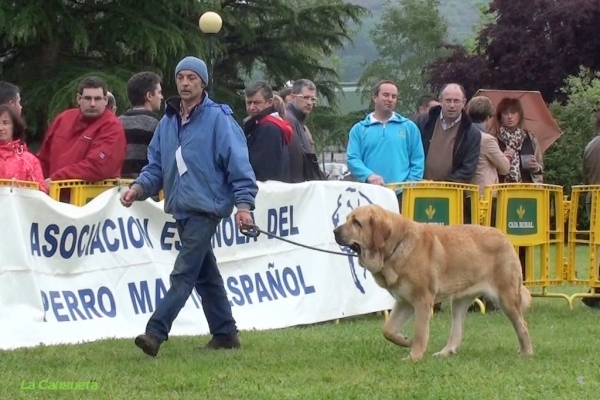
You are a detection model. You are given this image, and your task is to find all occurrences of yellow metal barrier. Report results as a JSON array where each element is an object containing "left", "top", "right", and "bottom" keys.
[
  {"left": 567, "top": 185, "right": 600, "bottom": 305},
  {"left": 48, "top": 179, "right": 133, "bottom": 206},
  {"left": 0, "top": 178, "right": 39, "bottom": 191},
  {"left": 387, "top": 181, "right": 481, "bottom": 225},
  {"left": 483, "top": 183, "right": 571, "bottom": 308}
]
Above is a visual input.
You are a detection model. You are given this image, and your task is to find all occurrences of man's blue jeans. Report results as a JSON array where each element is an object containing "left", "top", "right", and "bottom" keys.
[{"left": 146, "top": 213, "right": 237, "bottom": 342}]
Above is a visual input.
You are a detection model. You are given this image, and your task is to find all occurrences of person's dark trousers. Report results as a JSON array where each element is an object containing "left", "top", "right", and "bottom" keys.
[
  {"left": 463, "top": 195, "right": 472, "bottom": 224},
  {"left": 490, "top": 197, "right": 498, "bottom": 227},
  {"left": 451, "top": 194, "right": 474, "bottom": 313},
  {"left": 518, "top": 247, "right": 527, "bottom": 280},
  {"left": 468, "top": 196, "right": 501, "bottom": 313},
  {"left": 397, "top": 192, "right": 403, "bottom": 213},
  {"left": 146, "top": 213, "right": 237, "bottom": 342}
]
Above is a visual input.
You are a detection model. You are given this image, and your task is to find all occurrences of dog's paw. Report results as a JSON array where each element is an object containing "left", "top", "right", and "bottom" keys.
[
  {"left": 518, "top": 348, "right": 534, "bottom": 357},
  {"left": 402, "top": 352, "right": 423, "bottom": 362},
  {"left": 433, "top": 348, "right": 456, "bottom": 358},
  {"left": 398, "top": 335, "right": 413, "bottom": 348}
]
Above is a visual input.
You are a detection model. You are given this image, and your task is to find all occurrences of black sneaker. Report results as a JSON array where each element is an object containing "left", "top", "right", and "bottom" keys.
[
  {"left": 134, "top": 332, "right": 161, "bottom": 357},
  {"left": 204, "top": 334, "right": 241, "bottom": 350}
]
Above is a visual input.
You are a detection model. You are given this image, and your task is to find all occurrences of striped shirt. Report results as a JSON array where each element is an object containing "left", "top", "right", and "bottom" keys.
[{"left": 118, "top": 109, "right": 160, "bottom": 179}]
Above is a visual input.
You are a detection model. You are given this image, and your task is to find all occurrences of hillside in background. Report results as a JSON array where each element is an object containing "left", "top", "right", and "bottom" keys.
[{"left": 338, "top": 0, "right": 486, "bottom": 81}]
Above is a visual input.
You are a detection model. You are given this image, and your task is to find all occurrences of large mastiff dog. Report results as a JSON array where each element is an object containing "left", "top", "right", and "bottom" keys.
[{"left": 333, "top": 204, "right": 533, "bottom": 361}]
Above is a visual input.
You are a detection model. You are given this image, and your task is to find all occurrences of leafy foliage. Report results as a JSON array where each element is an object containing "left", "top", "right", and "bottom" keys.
[
  {"left": 338, "top": 0, "right": 485, "bottom": 81},
  {"left": 545, "top": 68, "right": 600, "bottom": 228},
  {"left": 462, "top": 1, "right": 497, "bottom": 53},
  {"left": 547, "top": 68, "right": 600, "bottom": 190},
  {"left": 426, "top": 0, "right": 600, "bottom": 103},
  {"left": 358, "top": 0, "right": 450, "bottom": 115},
  {"left": 0, "top": 0, "right": 366, "bottom": 142},
  {"left": 422, "top": 46, "right": 489, "bottom": 99},
  {"left": 307, "top": 107, "right": 368, "bottom": 152},
  {"left": 1, "top": 0, "right": 206, "bottom": 136}
]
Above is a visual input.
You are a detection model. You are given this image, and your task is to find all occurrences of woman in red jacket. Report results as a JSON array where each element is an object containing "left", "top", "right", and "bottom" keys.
[{"left": 0, "top": 105, "right": 47, "bottom": 192}]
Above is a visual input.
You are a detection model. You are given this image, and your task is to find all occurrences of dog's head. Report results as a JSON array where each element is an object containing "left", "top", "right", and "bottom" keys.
[{"left": 333, "top": 204, "right": 393, "bottom": 273}]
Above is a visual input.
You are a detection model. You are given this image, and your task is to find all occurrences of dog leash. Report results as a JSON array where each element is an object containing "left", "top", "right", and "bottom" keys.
[{"left": 239, "top": 223, "right": 358, "bottom": 258}]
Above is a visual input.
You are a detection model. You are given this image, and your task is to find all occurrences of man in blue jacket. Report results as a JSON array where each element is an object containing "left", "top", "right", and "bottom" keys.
[
  {"left": 120, "top": 56, "right": 258, "bottom": 357},
  {"left": 346, "top": 80, "right": 425, "bottom": 210}
]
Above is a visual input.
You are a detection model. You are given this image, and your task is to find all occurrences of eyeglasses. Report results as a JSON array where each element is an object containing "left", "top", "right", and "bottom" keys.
[{"left": 295, "top": 94, "right": 317, "bottom": 103}]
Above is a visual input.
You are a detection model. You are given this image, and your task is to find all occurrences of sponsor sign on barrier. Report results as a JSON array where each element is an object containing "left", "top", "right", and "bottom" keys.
[
  {"left": 506, "top": 198, "right": 538, "bottom": 235},
  {"left": 0, "top": 181, "right": 398, "bottom": 350}
]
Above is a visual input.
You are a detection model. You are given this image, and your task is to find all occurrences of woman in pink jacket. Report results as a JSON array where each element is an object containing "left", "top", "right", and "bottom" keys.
[
  {"left": 0, "top": 104, "right": 47, "bottom": 192},
  {"left": 467, "top": 96, "right": 513, "bottom": 197}
]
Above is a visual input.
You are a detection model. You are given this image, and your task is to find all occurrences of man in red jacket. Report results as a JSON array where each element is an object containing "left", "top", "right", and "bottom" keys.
[{"left": 37, "top": 76, "right": 127, "bottom": 189}]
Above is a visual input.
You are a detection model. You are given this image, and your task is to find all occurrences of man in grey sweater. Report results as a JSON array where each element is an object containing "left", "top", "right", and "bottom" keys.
[{"left": 119, "top": 72, "right": 164, "bottom": 178}]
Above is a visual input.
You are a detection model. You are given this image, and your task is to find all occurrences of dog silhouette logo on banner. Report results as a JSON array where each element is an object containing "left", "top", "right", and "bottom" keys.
[{"left": 331, "top": 187, "right": 373, "bottom": 294}]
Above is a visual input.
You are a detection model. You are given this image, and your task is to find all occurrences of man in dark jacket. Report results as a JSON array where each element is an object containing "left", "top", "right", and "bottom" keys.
[
  {"left": 414, "top": 83, "right": 481, "bottom": 184},
  {"left": 243, "top": 81, "right": 292, "bottom": 182}
]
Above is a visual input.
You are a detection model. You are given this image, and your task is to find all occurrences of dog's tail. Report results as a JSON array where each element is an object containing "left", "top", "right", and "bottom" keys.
[{"left": 520, "top": 285, "right": 532, "bottom": 311}]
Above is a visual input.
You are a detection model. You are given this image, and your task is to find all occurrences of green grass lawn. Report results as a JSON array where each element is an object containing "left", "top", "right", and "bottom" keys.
[{"left": 4, "top": 245, "right": 600, "bottom": 399}]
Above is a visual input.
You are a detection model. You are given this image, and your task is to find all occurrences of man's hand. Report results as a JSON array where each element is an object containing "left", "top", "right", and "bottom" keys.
[
  {"left": 367, "top": 174, "right": 385, "bottom": 186},
  {"left": 235, "top": 210, "right": 254, "bottom": 228},
  {"left": 120, "top": 188, "right": 138, "bottom": 208}
]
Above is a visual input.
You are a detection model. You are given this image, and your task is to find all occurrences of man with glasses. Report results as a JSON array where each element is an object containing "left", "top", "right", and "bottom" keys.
[
  {"left": 37, "top": 76, "right": 126, "bottom": 194},
  {"left": 285, "top": 79, "right": 325, "bottom": 182}
]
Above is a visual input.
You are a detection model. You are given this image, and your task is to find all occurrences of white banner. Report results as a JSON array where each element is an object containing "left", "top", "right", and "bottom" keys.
[{"left": 0, "top": 181, "right": 398, "bottom": 350}]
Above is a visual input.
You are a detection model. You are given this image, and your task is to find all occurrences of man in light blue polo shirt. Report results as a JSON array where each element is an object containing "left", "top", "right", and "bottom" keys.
[{"left": 346, "top": 80, "right": 425, "bottom": 210}]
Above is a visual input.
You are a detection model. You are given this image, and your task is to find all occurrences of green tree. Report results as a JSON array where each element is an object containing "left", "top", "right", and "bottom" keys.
[
  {"left": 0, "top": 0, "right": 366, "bottom": 142},
  {"left": 462, "top": 1, "right": 497, "bottom": 53},
  {"left": 357, "top": 0, "right": 450, "bottom": 115},
  {"left": 546, "top": 67, "right": 600, "bottom": 229},
  {"left": 1, "top": 0, "right": 207, "bottom": 138},
  {"left": 547, "top": 67, "right": 600, "bottom": 191}
]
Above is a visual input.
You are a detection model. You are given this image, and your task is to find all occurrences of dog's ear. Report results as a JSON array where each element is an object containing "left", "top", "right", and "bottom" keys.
[{"left": 370, "top": 212, "right": 391, "bottom": 249}]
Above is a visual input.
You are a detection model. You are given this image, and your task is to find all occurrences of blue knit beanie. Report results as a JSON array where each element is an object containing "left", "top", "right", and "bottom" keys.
[{"left": 175, "top": 56, "right": 209, "bottom": 85}]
